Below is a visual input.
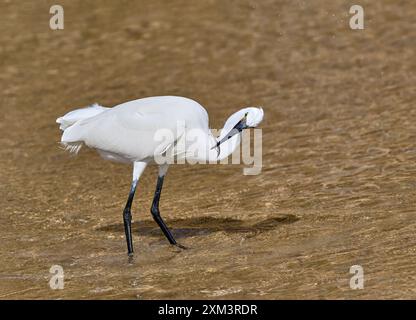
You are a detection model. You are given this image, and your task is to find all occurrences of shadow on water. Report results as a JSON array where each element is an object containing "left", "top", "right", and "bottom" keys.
[{"left": 97, "top": 215, "right": 299, "bottom": 239}]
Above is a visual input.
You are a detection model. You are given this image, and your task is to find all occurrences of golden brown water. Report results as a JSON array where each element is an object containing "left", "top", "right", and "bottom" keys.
[{"left": 1, "top": 0, "right": 415, "bottom": 299}]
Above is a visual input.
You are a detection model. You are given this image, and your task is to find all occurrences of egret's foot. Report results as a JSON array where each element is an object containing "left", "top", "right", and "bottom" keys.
[
  {"left": 174, "top": 243, "right": 188, "bottom": 250},
  {"left": 127, "top": 252, "right": 134, "bottom": 263}
]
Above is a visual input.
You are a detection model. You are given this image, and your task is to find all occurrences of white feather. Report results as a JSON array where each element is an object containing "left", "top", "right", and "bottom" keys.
[
  {"left": 56, "top": 96, "right": 264, "bottom": 162},
  {"left": 57, "top": 103, "right": 109, "bottom": 154},
  {"left": 56, "top": 103, "right": 109, "bottom": 131}
]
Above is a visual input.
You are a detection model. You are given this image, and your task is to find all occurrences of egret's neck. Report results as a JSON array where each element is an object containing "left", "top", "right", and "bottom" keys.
[
  {"left": 183, "top": 121, "right": 242, "bottom": 163},
  {"left": 215, "top": 132, "right": 240, "bottom": 161},
  {"left": 197, "top": 129, "right": 241, "bottom": 162}
]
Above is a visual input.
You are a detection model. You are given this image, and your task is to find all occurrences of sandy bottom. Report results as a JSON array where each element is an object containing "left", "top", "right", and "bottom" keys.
[{"left": 0, "top": 0, "right": 415, "bottom": 299}]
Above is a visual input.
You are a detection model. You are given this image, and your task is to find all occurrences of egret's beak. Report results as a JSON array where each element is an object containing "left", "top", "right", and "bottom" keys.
[{"left": 211, "top": 113, "right": 248, "bottom": 157}]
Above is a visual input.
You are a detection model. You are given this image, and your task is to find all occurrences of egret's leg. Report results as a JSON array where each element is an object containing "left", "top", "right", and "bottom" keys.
[
  {"left": 123, "top": 161, "right": 147, "bottom": 256},
  {"left": 151, "top": 165, "right": 184, "bottom": 248},
  {"left": 123, "top": 180, "right": 137, "bottom": 256}
]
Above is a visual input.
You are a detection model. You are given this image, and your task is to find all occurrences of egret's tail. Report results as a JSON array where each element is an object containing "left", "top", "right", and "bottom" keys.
[
  {"left": 56, "top": 103, "right": 109, "bottom": 154},
  {"left": 56, "top": 103, "right": 108, "bottom": 130}
]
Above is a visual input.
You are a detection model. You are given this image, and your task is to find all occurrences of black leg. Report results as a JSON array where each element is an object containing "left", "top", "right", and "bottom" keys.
[
  {"left": 123, "top": 180, "right": 137, "bottom": 256},
  {"left": 151, "top": 175, "right": 183, "bottom": 247}
]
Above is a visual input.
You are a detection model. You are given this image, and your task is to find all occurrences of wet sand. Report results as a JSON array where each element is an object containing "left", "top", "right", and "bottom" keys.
[{"left": 0, "top": 0, "right": 416, "bottom": 299}]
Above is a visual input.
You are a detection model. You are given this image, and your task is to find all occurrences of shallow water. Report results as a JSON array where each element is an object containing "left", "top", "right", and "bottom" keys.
[{"left": 0, "top": 0, "right": 416, "bottom": 299}]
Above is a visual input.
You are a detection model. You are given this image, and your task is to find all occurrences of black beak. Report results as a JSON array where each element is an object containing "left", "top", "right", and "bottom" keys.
[{"left": 211, "top": 115, "right": 248, "bottom": 157}]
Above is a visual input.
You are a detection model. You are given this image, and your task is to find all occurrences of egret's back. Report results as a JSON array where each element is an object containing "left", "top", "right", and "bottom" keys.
[{"left": 58, "top": 96, "right": 209, "bottom": 162}]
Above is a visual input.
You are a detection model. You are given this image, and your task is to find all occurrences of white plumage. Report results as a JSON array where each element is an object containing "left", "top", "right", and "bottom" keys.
[{"left": 56, "top": 96, "right": 264, "bottom": 255}]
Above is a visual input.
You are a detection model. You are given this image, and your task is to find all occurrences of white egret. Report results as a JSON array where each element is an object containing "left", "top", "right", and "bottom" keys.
[{"left": 57, "top": 96, "right": 264, "bottom": 256}]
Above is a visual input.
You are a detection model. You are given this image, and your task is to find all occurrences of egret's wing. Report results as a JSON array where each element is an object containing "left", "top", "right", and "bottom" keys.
[
  {"left": 61, "top": 96, "right": 209, "bottom": 161},
  {"left": 63, "top": 105, "right": 180, "bottom": 161}
]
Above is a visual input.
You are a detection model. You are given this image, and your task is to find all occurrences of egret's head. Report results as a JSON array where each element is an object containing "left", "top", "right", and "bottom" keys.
[
  {"left": 212, "top": 107, "right": 264, "bottom": 155},
  {"left": 243, "top": 107, "right": 264, "bottom": 128}
]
